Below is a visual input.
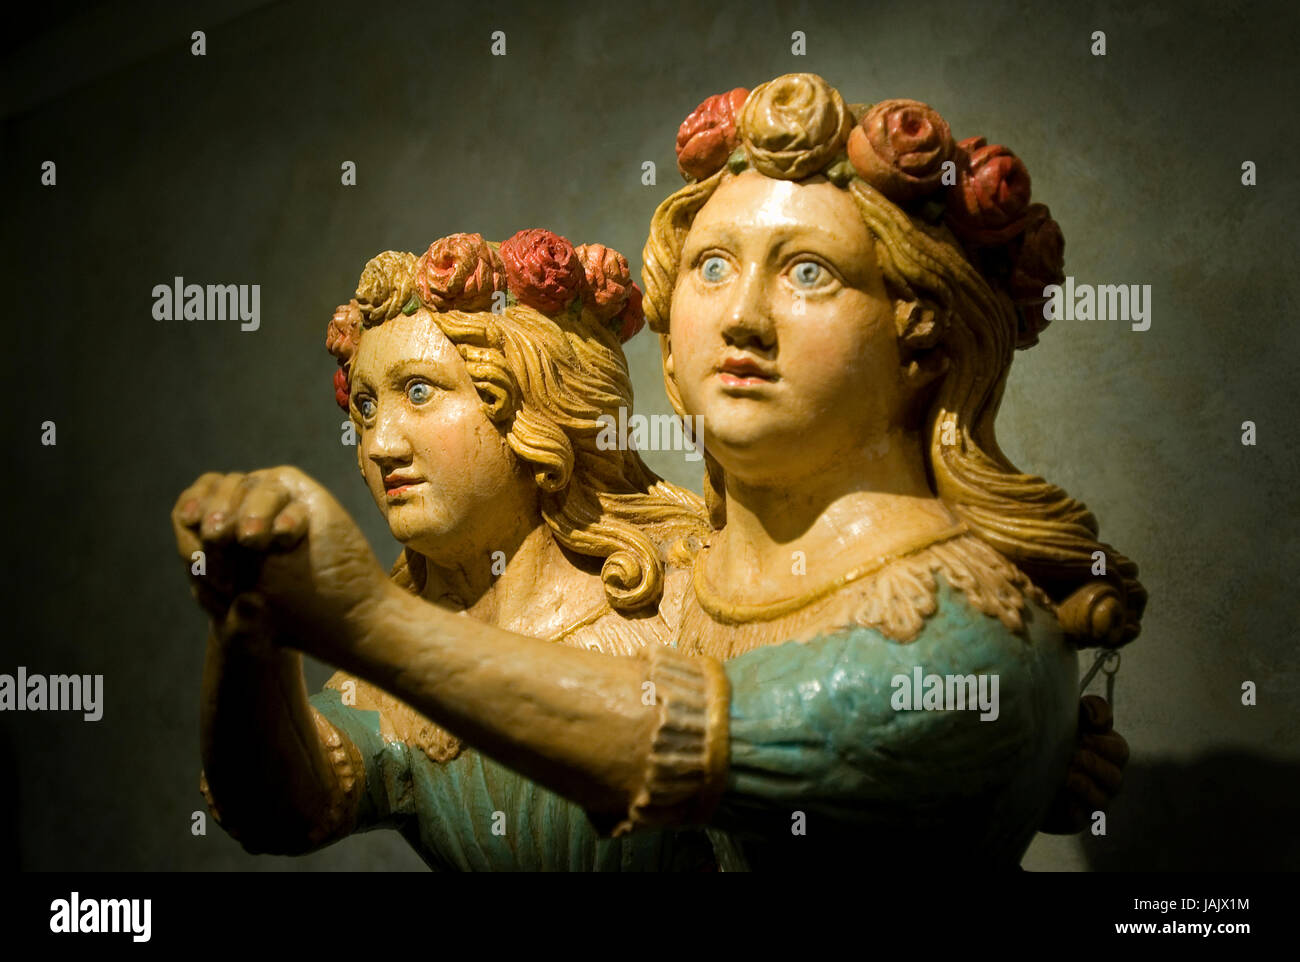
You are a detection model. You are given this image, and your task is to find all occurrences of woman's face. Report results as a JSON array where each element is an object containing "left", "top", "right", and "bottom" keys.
[
  {"left": 348, "top": 311, "right": 534, "bottom": 562},
  {"left": 668, "top": 170, "right": 907, "bottom": 486}
]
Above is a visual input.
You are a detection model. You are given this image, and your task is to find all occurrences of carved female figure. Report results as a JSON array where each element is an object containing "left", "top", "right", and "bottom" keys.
[
  {"left": 183, "top": 230, "right": 717, "bottom": 869},
  {"left": 634, "top": 73, "right": 1146, "bottom": 865},
  {"left": 173, "top": 74, "right": 1137, "bottom": 869}
]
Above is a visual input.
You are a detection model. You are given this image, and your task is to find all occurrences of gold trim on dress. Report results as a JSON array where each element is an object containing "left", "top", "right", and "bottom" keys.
[{"left": 692, "top": 523, "right": 970, "bottom": 625}]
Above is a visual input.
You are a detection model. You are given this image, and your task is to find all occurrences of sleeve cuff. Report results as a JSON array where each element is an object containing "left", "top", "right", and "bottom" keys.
[
  {"left": 610, "top": 646, "right": 730, "bottom": 837},
  {"left": 305, "top": 705, "right": 366, "bottom": 844}
]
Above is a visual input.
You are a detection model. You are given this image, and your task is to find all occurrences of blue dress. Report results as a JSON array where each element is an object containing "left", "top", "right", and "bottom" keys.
[{"left": 309, "top": 573, "right": 1077, "bottom": 870}]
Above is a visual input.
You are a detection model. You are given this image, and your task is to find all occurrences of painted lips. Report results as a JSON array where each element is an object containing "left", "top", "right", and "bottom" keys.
[
  {"left": 383, "top": 473, "right": 425, "bottom": 497},
  {"left": 717, "top": 355, "right": 777, "bottom": 387}
]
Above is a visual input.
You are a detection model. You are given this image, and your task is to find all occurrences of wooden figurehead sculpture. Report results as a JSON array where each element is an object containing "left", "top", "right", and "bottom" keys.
[{"left": 173, "top": 74, "right": 1138, "bottom": 870}]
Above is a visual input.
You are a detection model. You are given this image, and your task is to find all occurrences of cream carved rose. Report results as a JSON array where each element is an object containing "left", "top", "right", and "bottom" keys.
[
  {"left": 737, "top": 73, "right": 854, "bottom": 180},
  {"left": 354, "top": 250, "right": 419, "bottom": 325}
]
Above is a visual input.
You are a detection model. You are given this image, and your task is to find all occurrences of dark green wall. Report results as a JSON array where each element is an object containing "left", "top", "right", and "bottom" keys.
[{"left": 2, "top": 0, "right": 1296, "bottom": 870}]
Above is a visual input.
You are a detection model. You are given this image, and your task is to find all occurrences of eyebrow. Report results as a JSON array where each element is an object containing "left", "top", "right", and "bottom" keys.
[
  {"left": 353, "top": 357, "right": 452, "bottom": 393},
  {"left": 688, "top": 223, "right": 740, "bottom": 246},
  {"left": 688, "top": 221, "right": 849, "bottom": 256},
  {"left": 383, "top": 358, "right": 452, "bottom": 388}
]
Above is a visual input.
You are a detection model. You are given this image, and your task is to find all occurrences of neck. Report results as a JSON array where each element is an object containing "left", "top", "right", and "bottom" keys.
[
  {"left": 709, "top": 427, "right": 958, "bottom": 598},
  {"left": 419, "top": 521, "right": 604, "bottom": 636}
]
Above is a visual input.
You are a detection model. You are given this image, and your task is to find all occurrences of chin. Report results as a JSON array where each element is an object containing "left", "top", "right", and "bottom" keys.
[
  {"left": 385, "top": 503, "right": 450, "bottom": 547},
  {"left": 704, "top": 405, "right": 795, "bottom": 450}
]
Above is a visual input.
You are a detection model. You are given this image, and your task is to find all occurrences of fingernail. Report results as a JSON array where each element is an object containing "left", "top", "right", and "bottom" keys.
[
  {"left": 239, "top": 517, "right": 265, "bottom": 537},
  {"left": 180, "top": 499, "right": 200, "bottom": 522}
]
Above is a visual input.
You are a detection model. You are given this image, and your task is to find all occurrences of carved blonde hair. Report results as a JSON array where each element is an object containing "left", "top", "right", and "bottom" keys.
[
  {"left": 346, "top": 251, "right": 707, "bottom": 612},
  {"left": 642, "top": 166, "right": 1146, "bottom": 647}
]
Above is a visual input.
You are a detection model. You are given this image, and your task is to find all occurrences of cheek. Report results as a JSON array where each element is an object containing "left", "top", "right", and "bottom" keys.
[
  {"left": 669, "top": 291, "right": 712, "bottom": 370},
  {"left": 410, "top": 402, "right": 486, "bottom": 480},
  {"left": 795, "top": 302, "right": 897, "bottom": 382}
]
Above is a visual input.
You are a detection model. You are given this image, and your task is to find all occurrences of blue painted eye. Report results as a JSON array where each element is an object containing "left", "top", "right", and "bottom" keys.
[
  {"left": 357, "top": 397, "right": 376, "bottom": 418},
  {"left": 408, "top": 382, "right": 432, "bottom": 404},
  {"left": 701, "top": 256, "right": 729, "bottom": 282},
  {"left": 792, "top": 262, "right": 822, "bottom": 287}
]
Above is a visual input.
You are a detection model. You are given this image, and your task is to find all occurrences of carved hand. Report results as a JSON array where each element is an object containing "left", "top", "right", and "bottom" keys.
[
  {"left": 171, "top": 466, "right": 390, "bottom": 662},
  {"left": 1039, "top": 695, "right": 1130, "bottom": 834}
]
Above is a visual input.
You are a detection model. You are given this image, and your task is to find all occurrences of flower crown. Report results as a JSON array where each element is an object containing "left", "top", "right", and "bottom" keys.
[
  {"left": 325, "top": 229, "right": 646, "bottom": 410},
  {"left": 674, "top": 74, "right": 1065, "bottom": 350}
]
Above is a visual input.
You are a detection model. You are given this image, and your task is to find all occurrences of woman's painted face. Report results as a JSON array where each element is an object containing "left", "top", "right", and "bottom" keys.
[
  {"left": 668, "top": 170, "right": 906, "bottom": 485},
  {"left": 348, "top": 312, "right": 530, "bottom": 560}
]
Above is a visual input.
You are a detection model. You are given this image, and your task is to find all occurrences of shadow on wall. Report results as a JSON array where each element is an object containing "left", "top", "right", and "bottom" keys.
[
  {"left": 1079, "top": 753, "right": 1300, "bottom": 870},
  {"left": 0, "top": 732, "right": 16, "bottom": 871}
]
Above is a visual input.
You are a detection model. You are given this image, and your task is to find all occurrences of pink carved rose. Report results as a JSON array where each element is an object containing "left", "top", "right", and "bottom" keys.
[
  {"left": 333, "top": 366, "right": 350, "bottom": 411},
  {"left": 945, "top": 137, "right": 1033, "bottom": 245},
  {"left": 326, "top": 300, "right": 363, "bottom": 365},
  {"left": 847, "top": 99, "right": 955, "bottom": 203},
  {"left": 614, "top": 282, "right": 645, "bottom": 342},
  {"left": 499, "top": 228, "right": 589, "bottom": 316},
  {"left": 327, "top": 300, "right": 363, "bottom": 411},
  {"left": 575, "top": 243, "right": 634, "bottom": 322},
  {"left": 414, "top": 232, "right": 507, "bottom": 312},
  {"left": 676, "top": 87, "right": 749, "bottom": 181},
  {"left": 1009, "top": 203, "right": 1065, "bottom": 347}
]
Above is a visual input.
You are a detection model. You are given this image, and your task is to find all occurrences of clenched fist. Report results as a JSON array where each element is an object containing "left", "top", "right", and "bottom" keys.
[{"left": 171, "top": 465, "right": 392, "bottom": 663}]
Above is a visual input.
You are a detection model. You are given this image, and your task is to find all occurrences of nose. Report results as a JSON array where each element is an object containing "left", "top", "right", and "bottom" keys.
[
  {"left": 720, "top": 265, "right": 776, "bottom": 352},
  {"left": 366, "top": 404, "right": 413, "bottom": 470}
]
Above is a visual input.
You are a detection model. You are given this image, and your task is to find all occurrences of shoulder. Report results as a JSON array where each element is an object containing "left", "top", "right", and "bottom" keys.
[
  {"left": 674, "top": 532, "right": 1060, "bottom": 661},
  {"left": 842, "top": 533, "right": 1057, "bottom": 644},
  {"left": 723, "top": 574, "right": 1075, "bottom": 751}
]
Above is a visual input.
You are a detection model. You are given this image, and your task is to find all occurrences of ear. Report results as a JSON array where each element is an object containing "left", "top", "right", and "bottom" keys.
[
  {"left": 898, "top": 350, "right": 949, "bottom": 435},
  {"left": 902, "top": 351, "right": 950, "bottom": 392},
  {"left": 659, "top": 334, "right": 675, "bottom": 381},
  {"left": 894, "top": 298, "right": 951, "bottom": 393}
]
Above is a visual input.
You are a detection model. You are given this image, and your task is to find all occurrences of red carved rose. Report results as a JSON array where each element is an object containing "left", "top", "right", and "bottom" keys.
[
  {"left": 499, "top": 228, "right": 589, "bottom": 316},
  {"left": 676, "top": 87, "right": 749, "bottom": 181},
  {"left": 415, "top": 232, "right": 507, "bottom": 312},
  {"left": 333, "top": 366, "right": 350, "bottom": 411},
  {"left": 614, "top": 282, "right": 645, "bottom": 342},
  {"left": 847, "top": 99, "right": 955, "bottom": 203},
  {"left": 1009, "top": 203, "right": 1065, "bottom": 348},
  {"left": 945, "top": 137, "right": 1033, "bottom": 245},
  {"left": 575, "top": 243, "right": 634, "bottom": 322}
]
